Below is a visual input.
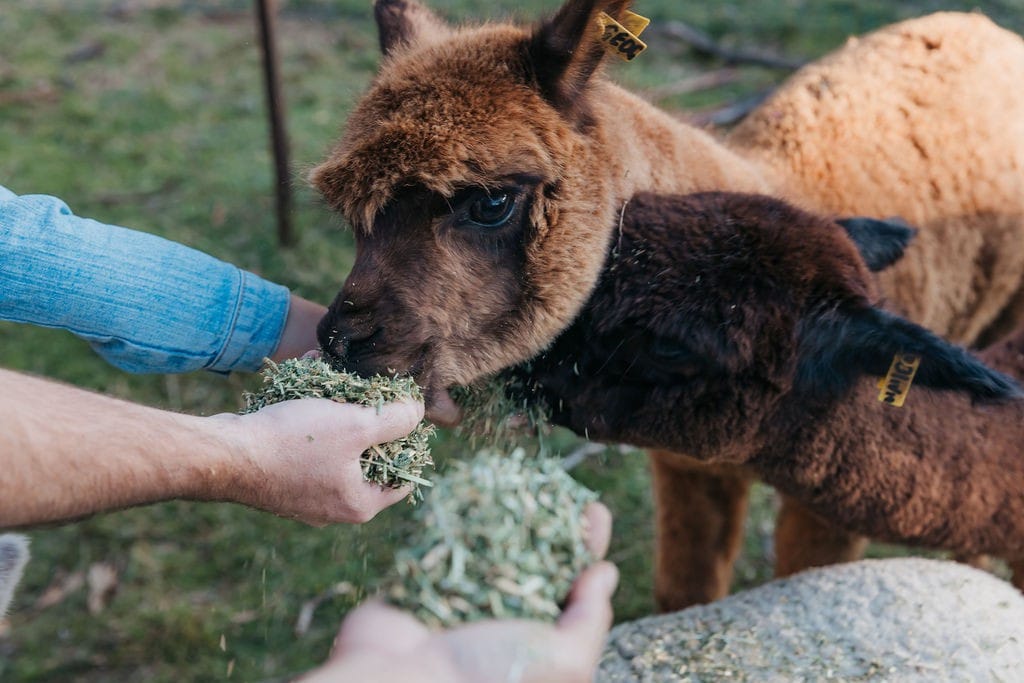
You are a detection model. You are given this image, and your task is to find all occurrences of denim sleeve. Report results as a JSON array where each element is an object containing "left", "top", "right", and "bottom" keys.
[{"left": 0, "top": 185, "right": 291, "bottom": 374}]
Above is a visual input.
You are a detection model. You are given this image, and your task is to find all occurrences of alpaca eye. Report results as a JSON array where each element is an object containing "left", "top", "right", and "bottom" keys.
[{"left": 468, "top": 190, "right": 516, "bottom": 228}]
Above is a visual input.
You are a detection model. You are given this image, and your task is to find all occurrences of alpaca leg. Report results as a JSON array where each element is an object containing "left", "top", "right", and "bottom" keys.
[
  {"left": 649, "top": 450, "right": 751, "bottom": 611},
  {"left": 953, "top": 553, "right": 992, "bottom": 571},
  {"left": 774, "top": 497, "right": 868, "bottom": 577},
  {"left": 1010, "top": 559, "right": 1024, "bottom": 592}
]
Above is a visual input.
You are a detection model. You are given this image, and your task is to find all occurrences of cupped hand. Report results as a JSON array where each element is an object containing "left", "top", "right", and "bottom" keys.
[
  {"left": 300, "top": 503, "right": 618, "bottom": 683},
  {"left": 212, "top": 397, "right": 424, "bottom": 525}
]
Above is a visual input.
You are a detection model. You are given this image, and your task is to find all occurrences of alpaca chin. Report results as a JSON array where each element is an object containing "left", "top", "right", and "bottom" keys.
[{"left": 425, "top": 385, "right": 461, "bottom": 427}]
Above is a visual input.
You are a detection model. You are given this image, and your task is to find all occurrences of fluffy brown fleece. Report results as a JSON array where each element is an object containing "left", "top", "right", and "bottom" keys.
[
  {"left": 516, "top": 191, "right": 1024, "bottom": 594},
  {"left": 310, "top": 0, "right": 1024, "bottom": 609}
]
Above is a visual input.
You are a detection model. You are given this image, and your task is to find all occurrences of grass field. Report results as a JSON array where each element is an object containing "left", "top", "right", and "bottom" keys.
[{"left": 2, "top": 0, "right": 1022, "bottom": 680}]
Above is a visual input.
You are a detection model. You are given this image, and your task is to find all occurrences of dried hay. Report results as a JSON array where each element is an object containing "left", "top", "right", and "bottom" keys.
[
  {"left": 381, "top": 447, "right": 597, "bottom": 628},
  {"left": 242, "top": 357, "right": 435, "bottom": 501}
]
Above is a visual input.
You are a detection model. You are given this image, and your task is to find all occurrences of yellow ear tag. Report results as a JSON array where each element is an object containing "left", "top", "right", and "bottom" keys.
[
  {"left": 877, "top": 352, "right": 921, "bottom": 407},
  {"left": 596, "top": 10, "right": 650, "bottom": 62}
]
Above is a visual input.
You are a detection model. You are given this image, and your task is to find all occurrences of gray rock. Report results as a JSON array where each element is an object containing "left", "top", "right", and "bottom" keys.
[
  {"left": 0, "top": 534, "right": 30, "bottom": 616},
  {"left": 598, "top": 558, "right": 1024, "bottom": 682}
]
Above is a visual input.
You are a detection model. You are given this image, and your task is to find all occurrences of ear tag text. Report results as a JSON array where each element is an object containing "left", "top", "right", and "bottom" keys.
[
  {"left": 877, "top": 352, "right": 921, "bottom": 407},
  {"left": 596, "top": 10, "right": 650, "bottom": 62}
]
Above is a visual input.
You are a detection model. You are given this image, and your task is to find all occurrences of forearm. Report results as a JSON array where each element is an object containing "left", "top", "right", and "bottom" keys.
[
  {"left": 0, "top": 368, "right": 244, "bottom": 528},
  {"left": 271, "top": 294, "right": 327, "bottom": 362}
]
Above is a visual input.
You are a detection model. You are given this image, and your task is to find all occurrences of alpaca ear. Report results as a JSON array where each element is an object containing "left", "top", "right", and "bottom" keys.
[
  {"left": 836, "top": 216, "right": 917, "bottom": 272},
  {"left": 527, "top": 0, "right": 633, "bottom": 114},
  {"left": 796, "top": 306, "right": 1023, "bottom": 403},
  {"left": 374, "top": 0, "right": 451, "bottom": 56},
  {"left": 308, "top": 157, "right": 348, "bottom": 215}
]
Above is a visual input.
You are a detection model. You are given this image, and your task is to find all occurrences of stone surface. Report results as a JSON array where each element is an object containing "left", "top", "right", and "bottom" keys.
[{"left": 599, "top": 558, "right": 1024, "bottom": 682}]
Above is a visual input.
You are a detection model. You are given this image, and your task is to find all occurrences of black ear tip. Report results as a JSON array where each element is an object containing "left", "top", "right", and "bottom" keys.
[
  {"left": 968, "top": 367, "right": 1024, "bottom": 404},
  {"left": 882, "top": 217, "right": 918, "bottom": 243},
  {"left": 838, "top": 216, "right": 918, "bottom": 240},
  {"left": 836, "top": 216, "right": 918, "bottom": 272},
  {"left": 992, "top": 375, "right": 1024, "bottom": 401},
  {"left": 374, "top": 0, "right": 406, "bottom": 19}
]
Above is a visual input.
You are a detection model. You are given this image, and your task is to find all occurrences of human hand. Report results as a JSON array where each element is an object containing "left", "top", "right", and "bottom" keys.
[
  {"left": 207, "top": 398, "right": 424, "bottom": 525},
  {"left": 301, "top": 503, "right": 617, "bottom": 683}
]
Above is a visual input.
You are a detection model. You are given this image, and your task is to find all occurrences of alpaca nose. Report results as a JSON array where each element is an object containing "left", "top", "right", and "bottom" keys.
[
  {"left": 317, "top": 334, "right": 347, "bottom": 368},
  {"left": 316, "top": 316, "right": 343, "bottom": 362},
  {"left": 316, "top": 317, "right": 385, "bottom": 373}
]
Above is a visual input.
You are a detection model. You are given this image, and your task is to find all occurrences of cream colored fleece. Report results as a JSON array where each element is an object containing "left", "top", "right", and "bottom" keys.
[{"left": 730, "top": 13, "right": 1024, "bottom": 343}]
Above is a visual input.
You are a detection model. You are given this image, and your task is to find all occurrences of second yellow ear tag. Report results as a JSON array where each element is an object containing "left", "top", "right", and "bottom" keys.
[
  {"left": 877, "top": 352, "right": 921, "bottom": 407},
  {"left": 596, "top": 10, "right": 650, "bottom": 62}
]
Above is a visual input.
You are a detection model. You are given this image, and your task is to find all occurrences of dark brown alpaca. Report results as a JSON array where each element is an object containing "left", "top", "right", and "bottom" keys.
[
  {"left": 514, "top": 191, "right": 1024, "bottom": 589},
  {"left": 311, "top": 0, "right": 1024, "bottom": 609}
]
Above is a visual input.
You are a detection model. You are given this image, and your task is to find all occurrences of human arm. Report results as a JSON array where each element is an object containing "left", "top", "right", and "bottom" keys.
[
  {"left": 0, "top": 368, "right": 423, "bottom": 528},
  {"left": 300, "top": 504, "right": 617, "bottom": 683},
  {"left": 273, "top": 294, "right": 327, "bottom": 363},
  {"left": 0, "top": 185, "right": 322, "bottom": 373}
]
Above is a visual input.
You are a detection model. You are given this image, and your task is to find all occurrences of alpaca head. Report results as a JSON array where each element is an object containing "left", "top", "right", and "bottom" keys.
[
  {"left": 311, "top": 0, "right": 636, "bottom": 422},
  {"left": 520, "top": 192, "right": 1022, "bottom": 459}
]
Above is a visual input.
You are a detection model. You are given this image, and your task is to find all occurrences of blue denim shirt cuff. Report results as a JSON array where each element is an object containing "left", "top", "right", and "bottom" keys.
[
  {"left": 208, "top": 271, "right": 290, "bottom": 373},
  {"left": 0, "top": 185, "right": 292, "bottom": 375}
]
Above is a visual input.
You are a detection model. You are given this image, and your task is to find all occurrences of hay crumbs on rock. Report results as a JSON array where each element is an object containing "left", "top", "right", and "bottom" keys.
[
  {"left": 381, "top": 447, "right": 597, "bottom": 628},
  {"left": 242, "top": 357, "right": 435, "bottom": 501}
]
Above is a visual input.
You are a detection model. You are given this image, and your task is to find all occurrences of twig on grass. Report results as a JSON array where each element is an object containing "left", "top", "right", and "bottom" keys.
[
  {"left": 0, "top": 82, "right": 60, "bottom": 106},
  {"left": 560, "top": 442, "right": 638, "bottom": 471},
  {"left": 687, "top": 89, "right": 775, "bottom": 128},
  {"left": 294, "top": 582, "right": 354, "bottom": 637},
  {"left": 653, "top": 20, "right": 807, "bottom": 71},
  {"left": 641, "top": 68, "right": 742, "bottom": 101}
]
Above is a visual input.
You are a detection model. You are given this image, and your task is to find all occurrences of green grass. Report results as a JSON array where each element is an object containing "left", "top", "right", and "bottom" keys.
[{"left": 1, "top": 0, "right": 1020, "bottom": 680}]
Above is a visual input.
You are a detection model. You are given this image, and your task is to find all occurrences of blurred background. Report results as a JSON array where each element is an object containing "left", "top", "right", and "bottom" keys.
[{"left": 2, "top": 0, "right": 1022, "bottom": 680}]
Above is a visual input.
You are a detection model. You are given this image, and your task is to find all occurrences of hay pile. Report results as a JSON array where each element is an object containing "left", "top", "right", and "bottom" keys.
[{"left": 381, "top": 447, "right": 597, "bottom": 628}]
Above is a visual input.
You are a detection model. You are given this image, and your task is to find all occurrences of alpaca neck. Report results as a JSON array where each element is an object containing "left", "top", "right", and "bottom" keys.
[
  {"left": 759, "top": 381, "right": 1024, "bottom": 557},
  {"left": 590, "top": 83, "right": 775, "bottom": 199}
]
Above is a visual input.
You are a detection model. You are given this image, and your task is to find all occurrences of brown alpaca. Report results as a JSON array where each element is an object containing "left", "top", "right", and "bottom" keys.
[
  {"left": 310, "top": 0, "right": 1024, "bottom": 609},
  {"left": 515, "top": 191, "right": 1024, "bottom": 589}
]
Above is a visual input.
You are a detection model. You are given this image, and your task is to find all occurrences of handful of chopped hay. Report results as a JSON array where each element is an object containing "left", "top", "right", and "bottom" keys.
[
  {"left": 381, "top": 448, "right": 598, "bottom": 628},
  {"left": 242, "top": 357, "right": 435, "bottom": 501}
]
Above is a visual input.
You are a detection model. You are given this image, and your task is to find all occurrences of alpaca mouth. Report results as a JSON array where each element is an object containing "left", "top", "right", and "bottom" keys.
[
  {"left": 425, "top": 384, "right": 462, "bottom": 427},
  {"left": 312, "top": 345, "right": 462, "bottom": 426}
]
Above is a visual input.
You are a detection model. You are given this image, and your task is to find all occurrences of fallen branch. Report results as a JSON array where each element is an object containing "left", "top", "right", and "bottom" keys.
[
  {"left": 0, "top": 82, "right": 60, "bottom": 107},
  {"left": 687, "top": 89, "right": 775, "bottom": 128},
  {"left": 654, "top": 21, "right": 806, "bottom": 71},
  {"left": 641, "top": 68, "right": 741, "bottom": 100},
  {"left": 560, "top": 442, "right": 638, "bottom": 471},
  {"left": 294, "top": 581, "right": 354, "bottom": 637}
]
